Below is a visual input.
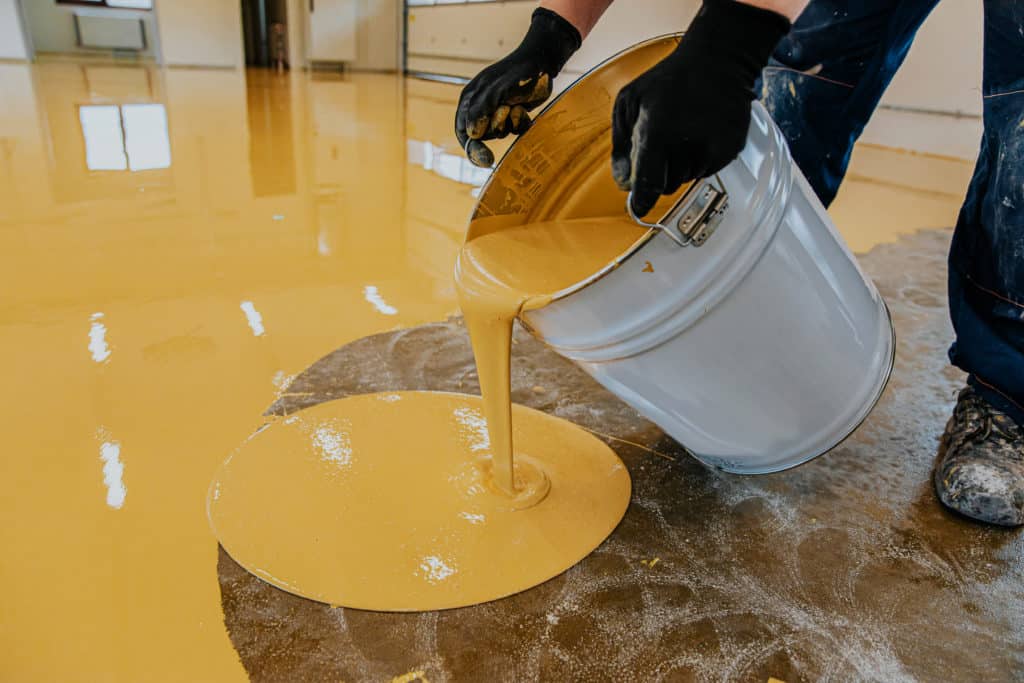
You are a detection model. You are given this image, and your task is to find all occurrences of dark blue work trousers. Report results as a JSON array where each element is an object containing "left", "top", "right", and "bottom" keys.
[{"left": 761, "top": 1, "right": 1024, "bottom": 424}]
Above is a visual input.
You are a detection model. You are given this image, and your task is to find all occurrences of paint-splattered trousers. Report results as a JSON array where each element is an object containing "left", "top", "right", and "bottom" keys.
[{"left": 761, "top": 0, "right": 1024, "bottom": 424}]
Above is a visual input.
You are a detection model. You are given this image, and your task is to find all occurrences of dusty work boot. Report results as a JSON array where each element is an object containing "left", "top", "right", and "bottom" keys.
[{"left": 934, "top": 386, "right": 1024, "bottom": 527}]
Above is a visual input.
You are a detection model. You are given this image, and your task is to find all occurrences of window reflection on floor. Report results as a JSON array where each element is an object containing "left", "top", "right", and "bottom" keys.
[
  {"left": 79, "top": 105, "right": 128, "bottom": 171},
  {"left": 122, "top": 104, "right": 171, "bottom": 170},
  {"left": 78, "top": 103, "right": 171, "bottom": 172},
  {"left": 407, "top": 139, "right": 490, "bottom": 187}
]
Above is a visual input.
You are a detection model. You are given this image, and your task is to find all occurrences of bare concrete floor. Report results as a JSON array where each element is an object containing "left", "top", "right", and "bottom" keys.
[{"left": 219, "top": 228, "right": 1023, "bottom": 682}]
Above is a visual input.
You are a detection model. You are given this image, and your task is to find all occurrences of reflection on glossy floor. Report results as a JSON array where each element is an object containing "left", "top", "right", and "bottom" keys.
[
  {"left": 0, "top": 63, "right": 477, "bottom": 682},
  {"left": 0, "top": 60, "right": 974, "bottom": 681}
]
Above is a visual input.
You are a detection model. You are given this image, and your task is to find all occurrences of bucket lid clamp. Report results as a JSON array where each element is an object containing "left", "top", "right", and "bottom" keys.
[{"left": 627, "top": 175, "right": 729, "bottom": 248}]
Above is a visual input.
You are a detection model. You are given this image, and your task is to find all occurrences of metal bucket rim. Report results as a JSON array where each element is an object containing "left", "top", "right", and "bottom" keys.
[{"left": 467, "top": 34, "right": 688, "bottom": 301}]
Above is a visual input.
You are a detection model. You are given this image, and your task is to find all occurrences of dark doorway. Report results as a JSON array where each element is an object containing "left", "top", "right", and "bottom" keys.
[{"left": 241, "top": 0, "right": 289, "bottom": 69}]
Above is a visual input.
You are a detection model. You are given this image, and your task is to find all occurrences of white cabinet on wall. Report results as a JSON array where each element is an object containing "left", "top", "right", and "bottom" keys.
[{"left": 309, "top": 0, "right": 357, "bottom": 62}]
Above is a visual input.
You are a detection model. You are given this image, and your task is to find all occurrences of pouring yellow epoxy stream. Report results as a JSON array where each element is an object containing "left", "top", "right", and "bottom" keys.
[
  {"left": 455, "top": 216, "right": 647, "bottom": 496},
  {"left": 209, "top": 215, "right": 644, "bottom": 611}
]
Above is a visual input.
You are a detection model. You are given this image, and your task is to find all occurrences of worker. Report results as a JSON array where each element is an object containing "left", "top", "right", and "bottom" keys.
[{"left": 455, "top": 0, "right": 1023, "bottom": 526}]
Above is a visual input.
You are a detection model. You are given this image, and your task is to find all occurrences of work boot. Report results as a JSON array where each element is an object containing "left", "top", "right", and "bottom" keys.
[{"left": 934, "top": 386, "right": 1024, "bottom": 527}]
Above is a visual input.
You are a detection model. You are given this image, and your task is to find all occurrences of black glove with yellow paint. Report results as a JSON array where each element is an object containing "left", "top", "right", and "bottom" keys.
[
  {"left": 611, "top": 0, "right": 790, "bottom": 217},
  {"left": 456, "top": 8, "right": 581, "bottom": 168}
]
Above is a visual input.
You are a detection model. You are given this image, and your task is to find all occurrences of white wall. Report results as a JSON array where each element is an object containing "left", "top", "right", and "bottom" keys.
[
  {"left": 301, "top": 0, "right": 399, "bottom": 70},
  {"left": 406, "top": 0, "right": 984, "bottom": 157},
  {"left": 859, "top": 1, "right": 983, "bottom": 157},
  {"left": 155, "top": 0, "right": 243, "bottom": 68},
  {"left": 21, "top": 0, "right": 160, "bottom": 58},
  {"left": 0, "top": 0, "right": 31, "bottom": 60},
  {"left": 406, "top": 1, "right": 534, "bottom": 78},
  {"left": 563, "top": 0, "right": 697, "bottom": 76},
  {"left": 354, "top": 0, "right": 399, "bottom": 70},
  {"left": 879, "top": 2, "right": 982, "bottom": 116},
  {"left": 406, "top": 0, "right": 697, "bottom": 81},
  {"left": 406, "top": 0, "right": 982, "bottom": 112},
  {"left": 18, "top": 0, "right": 393, "bottom": 71}
]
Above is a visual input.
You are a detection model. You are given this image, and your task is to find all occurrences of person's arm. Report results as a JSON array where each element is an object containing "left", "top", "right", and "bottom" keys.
[
  {"left": 612, "top": 0, "right": 807, "bottom": 217},
  {"left": 455, "top": 1, "right": 612, "bottom": 167},
  {"left": 539, "top": 0, "right": 615, "bottom": 39}
]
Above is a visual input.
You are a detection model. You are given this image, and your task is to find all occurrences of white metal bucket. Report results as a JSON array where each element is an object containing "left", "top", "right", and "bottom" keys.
[{"left": 466, "top": 36, "right": 894, "bottom": 474}]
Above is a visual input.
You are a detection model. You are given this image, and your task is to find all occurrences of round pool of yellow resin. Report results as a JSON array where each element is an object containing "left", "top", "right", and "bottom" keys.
[{"left": 207, "top": 391, "right": 632, "bottom": 611}]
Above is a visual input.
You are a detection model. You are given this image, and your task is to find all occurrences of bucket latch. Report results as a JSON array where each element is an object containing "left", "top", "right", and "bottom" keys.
[{"left": 627, "top": 175, "right": 729, "bottom": 248}]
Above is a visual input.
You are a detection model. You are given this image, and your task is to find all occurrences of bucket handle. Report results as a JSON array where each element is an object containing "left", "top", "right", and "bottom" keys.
[{"left": 626, "top": 174, "right": 729, "bottom": 248}]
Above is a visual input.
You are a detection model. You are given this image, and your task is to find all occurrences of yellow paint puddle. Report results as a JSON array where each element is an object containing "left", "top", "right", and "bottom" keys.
[{"left": 208, "top": 392, "right": 630, "bottom": 610}]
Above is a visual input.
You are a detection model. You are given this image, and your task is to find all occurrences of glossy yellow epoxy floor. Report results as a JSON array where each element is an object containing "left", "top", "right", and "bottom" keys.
[
  {"left": 0, "top": 61, "right": 970, "bottom": 681},
  {"left": 0, "top": 64, "right": 479, "bottom": 682}
]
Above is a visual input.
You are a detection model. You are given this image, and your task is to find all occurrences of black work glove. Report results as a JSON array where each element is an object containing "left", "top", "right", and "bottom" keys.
[
  {"left": 611, "top": 0, "right": 790, "bottom": 217},
  {"left": 456, "top": 8, "right": 581, "bottom": 168}
]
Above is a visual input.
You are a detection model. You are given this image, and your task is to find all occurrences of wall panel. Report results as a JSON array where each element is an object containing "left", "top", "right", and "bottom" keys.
[{"left": 406, "top": 0, "right": 984, "bottom": 157}]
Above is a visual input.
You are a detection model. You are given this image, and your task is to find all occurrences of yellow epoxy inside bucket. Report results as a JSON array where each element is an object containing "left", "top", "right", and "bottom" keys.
[{"left": 208, "top": 391, "right": 630, "bottom": 611}]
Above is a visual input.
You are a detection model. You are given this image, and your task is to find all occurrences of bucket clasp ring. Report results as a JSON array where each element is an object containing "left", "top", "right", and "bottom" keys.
[{"left": 626, "top": 174, "right": 729, "bottom": 248}]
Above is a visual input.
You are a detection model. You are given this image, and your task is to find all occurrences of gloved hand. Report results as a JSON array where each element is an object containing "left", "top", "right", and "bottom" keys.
[
  {"left": 455, "top": 8, "right": 581, "bottom": 168},
  {"left": 611, "top": 0, "right": 790, "bottom": 217}
]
